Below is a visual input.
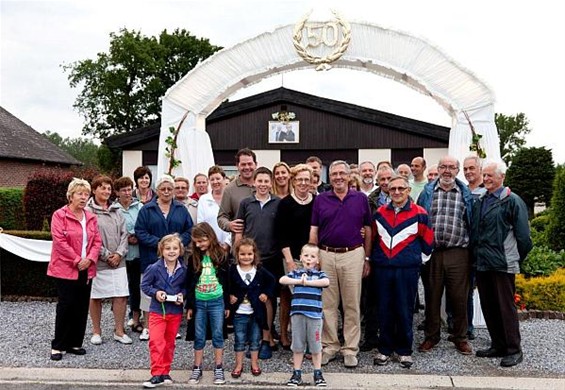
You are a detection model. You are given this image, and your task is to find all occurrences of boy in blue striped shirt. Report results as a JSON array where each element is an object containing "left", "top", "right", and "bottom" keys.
[{"left": 280, "top": 244, "right": 330, "bottom": 387}]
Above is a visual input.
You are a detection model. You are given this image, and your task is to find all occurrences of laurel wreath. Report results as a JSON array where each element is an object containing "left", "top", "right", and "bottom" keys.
[{"left": 293, "top": 10, "right": 351, "bottom": 71}]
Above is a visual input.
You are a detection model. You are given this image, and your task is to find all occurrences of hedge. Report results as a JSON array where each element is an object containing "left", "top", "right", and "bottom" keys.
[
  {"left": 516, "top": 268, "right": 565, "bottom": 312},
  {"left": 23, "top": 167, "right": 99, "bottom": 231},
  {"left": 0, "top": 188, "right": 26, "bottom": 230},
  {"left": 0, "top": 230, "right": 56, "bottom": 297}
]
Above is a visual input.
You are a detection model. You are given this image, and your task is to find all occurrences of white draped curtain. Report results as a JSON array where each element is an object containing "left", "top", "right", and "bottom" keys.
[{"left": 157, "top": 21, "right": 500, "bottom": 179}]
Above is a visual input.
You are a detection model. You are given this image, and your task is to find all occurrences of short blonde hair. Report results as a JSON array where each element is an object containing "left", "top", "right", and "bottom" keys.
[{"left": 67, "top": 178, "right": 91, "bottom": 202}]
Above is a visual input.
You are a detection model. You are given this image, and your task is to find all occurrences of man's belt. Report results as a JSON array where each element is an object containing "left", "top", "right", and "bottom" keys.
[{"left": 319, "top": 243, "right": 363, "bottom": 253}]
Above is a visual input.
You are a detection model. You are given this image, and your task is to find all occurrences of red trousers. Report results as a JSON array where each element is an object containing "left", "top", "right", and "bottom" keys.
[{"left": 148, "top": 312, "right": 182, "bottom": 376}]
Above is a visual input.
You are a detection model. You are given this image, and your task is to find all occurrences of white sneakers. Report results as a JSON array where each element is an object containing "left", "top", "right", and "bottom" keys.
[
  {"left": 114, "top": 333, "right": 133, "bottom": 344},
  {"left": 139, "top": 328, "right": 150, "bottom": 341},
  {"left": 90, "top": 329, "right": 137, "bottom": 345},
  {"left": 90, "top": 334, "right": 102, "bottom": 345}
]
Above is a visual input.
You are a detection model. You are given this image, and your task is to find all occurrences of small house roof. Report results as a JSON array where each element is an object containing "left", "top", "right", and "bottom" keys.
[{"left": 0, "top": 107, "right": 81, "bottom": 165}]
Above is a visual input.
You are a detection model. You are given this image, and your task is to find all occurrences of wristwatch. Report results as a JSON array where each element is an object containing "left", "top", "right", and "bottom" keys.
[{"left": 364, "top": 256, "right": 370, "bottom": 262}]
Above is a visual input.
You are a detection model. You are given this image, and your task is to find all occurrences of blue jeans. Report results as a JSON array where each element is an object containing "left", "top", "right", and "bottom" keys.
[
  {"left": 194, "top": 297, "right": 225, "bottom": 350},
  {"left": 233, "top": 313, "right": 261, "bottom": 352}
]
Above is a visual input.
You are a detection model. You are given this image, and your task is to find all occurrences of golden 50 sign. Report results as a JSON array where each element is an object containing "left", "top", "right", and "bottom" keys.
[{"left": 293, "top": 10, "right": 351, "bottom": 71}]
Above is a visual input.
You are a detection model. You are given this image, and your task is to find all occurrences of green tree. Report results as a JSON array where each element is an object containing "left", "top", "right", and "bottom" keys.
[
  {"left": 43, "top": 130, "right": 99, "bottom": 168},
  {"left": 63, "top": 28, "right": 221, "bottom": 139},
  {"left": 496, "top": 113, "right": 531, "bottom": 164},
  {"left": 547, "top": 166, "right": 565, "bottom": 251},
  {"left": 505, "top": 147, "right": 555, "bottom": 217}
]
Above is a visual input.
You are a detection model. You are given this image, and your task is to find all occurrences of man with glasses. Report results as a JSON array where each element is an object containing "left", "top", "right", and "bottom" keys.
[
  {"left": 417, "top": 156, "right": 474, "bottom": 356},
  {"left": 372, "top": 176, "right": 433, "bottom": 368},
  {"left": 309, "top": 160, "right": 372, "bottom": 368}
]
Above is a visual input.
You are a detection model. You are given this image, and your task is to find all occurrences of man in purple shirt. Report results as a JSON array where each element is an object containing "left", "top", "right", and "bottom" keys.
[{"left": 309, "top": 160, "right": 372, "bottom": 368}]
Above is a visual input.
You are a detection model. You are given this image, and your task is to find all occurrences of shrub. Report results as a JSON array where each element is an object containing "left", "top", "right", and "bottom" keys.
[
  {"left": 530, "top": 214, "right": 550, "bottom": 247},
  {"left": 3, "top": 230, "right": 52, "bottom": 240},
  {"left": 521, "top": 246, "right": 565, "bottom": 277},
  {"left": 23, "top": 167, "right": 99, "bottom": 231},
  {"left": 547, "top": 168, "right": 565, "bottom": 251},
  {"left": 0, "top": 231, "right": 55, "bottom": 297},
  {"left": 516, "top": 269, "right": 565, "bottom": 312},
  {"left": 530, "top": 214, "right": 550, "bottom": 232},
  {"left": 0, "top": 188, "right": 26, "bottom": 230}
]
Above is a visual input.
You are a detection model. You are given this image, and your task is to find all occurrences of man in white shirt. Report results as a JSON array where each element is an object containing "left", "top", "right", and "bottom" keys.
[{"left": 359, "top": 161, "right": 377, "bottom": 196}]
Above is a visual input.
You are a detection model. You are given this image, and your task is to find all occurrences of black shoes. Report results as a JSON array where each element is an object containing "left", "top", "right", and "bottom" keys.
[
  {"left": 66, "top": 347, "right": 86, "bottom": 355},
  {"left": 500, "top": 351, "right": 523, "bottom": 367},
  {"left": 50, "top": 352, "right": 62, "bottom": 361},
  {"left": 476, "top": 347, "right": 504, "bottom": 358}
]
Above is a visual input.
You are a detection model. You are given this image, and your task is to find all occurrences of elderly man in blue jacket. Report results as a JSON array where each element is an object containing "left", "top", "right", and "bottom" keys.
[
  {"left": 417, "top": 155, "right": 474, "bottom": 356},
  {"left": 470, "top": 160, "right": 532, "bottom": 367}
]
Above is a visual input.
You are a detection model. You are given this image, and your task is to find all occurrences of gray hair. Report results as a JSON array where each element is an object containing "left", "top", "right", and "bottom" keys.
[
  {"left": 329, "top": 160, "right": 350, "bottom": 174},
  {"left": 359, "top": 161, "right": 375, "bottom": 170},
  {"left": 482, "top": 159, "right": 507, "bottom": 175},
  {"left": 389, "top": 175, "right": 411, "bottom": 189},
  {"left": 376, "top": 166, "right": 394, "bottom": 180},
  {"left": 438, "top": 155, "right": 460, "bottom": 169},
  {"left": 463, "top": 155, "right": 482, "bottom": 167}
]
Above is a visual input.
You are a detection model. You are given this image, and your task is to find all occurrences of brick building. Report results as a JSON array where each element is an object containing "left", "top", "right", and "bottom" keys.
[{"left": 0, "top": 107, "right": 81, "bottom": 187}]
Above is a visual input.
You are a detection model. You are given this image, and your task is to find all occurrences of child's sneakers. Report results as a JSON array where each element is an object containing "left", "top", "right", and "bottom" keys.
[
  {"left": 188, "top": 366, "right": 203, "bottom": 384},
  {"left": 142, "top": 375, "right": 164, "bottom": 388},
  {"left": 213, "top": 365, "right": 226, "bottom": 385},
  {"left": 314, "top": 370, "right": 327, "bottom": 387},
  {"left": 287, "top": 370, "right": 302, "bottom": 387}
]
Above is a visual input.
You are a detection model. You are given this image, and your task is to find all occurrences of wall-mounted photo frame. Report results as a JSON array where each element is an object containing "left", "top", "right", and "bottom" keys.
[{"left": 269, "top": 121, "right": 299, "bottom": 143}]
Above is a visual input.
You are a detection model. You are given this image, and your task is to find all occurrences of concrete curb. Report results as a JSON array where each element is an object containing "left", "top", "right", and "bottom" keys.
[{"left": 1, "top": 367, "right": 563, "bottom": 389}]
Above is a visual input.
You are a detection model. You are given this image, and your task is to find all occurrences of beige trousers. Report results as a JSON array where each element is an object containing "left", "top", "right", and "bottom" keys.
[{"left": 320, "top": 246, "right": 365, "bottom": 357}]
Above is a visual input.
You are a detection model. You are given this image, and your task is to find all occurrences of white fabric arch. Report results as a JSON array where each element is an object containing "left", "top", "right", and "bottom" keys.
[{"left": 157, "top": 21, "right": 500, "bottom": 180}]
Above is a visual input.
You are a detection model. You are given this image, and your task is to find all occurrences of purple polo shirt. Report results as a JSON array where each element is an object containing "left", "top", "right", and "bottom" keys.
[{"left": 311, "top": 189, "right": 372, "bottom": 247}]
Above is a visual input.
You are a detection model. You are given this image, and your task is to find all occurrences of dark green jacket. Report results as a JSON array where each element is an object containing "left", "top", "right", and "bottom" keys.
[{"left": 470, "top": 187, "right": 532, "bottom": 274}]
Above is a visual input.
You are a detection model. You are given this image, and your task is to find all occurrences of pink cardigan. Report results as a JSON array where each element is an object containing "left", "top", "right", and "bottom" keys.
[{"left": 47, "top": 205, "right": 102, "bottom": 280}]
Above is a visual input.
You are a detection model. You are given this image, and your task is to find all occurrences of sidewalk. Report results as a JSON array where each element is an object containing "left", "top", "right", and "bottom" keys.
[{"left": 1, "top": 367, "right": 564, "bottom": 389}]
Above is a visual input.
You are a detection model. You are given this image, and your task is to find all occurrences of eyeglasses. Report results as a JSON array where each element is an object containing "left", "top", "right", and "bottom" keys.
[
  {"left": 438, "top": 165, "right": 458, "bottom": 171},
  {"left": 389, "top": 187, "right": 408, "bottom": 193},
  {"left": 294, "top": 178, "right": 311, "bottom": 183},
  {"left": 159, "top": 187, "right": 173, "bottom": 192}
]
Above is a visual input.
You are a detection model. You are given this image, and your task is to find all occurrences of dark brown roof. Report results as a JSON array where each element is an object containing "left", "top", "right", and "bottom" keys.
[
  {"left": 105, "top": 87, "right": 449, "bottom": 148},
  {"left": 0, "top": 107, "right": 81, "bottom": 165}
]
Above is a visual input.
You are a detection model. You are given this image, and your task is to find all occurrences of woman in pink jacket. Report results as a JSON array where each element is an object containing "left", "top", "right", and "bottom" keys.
[{"left": 48, "top": 178, "right": 102, "bottom": 361}]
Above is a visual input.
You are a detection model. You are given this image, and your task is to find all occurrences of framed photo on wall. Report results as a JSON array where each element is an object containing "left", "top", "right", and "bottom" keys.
[{"left": 269, "top": 121, "right": 299, "bottom": 143}]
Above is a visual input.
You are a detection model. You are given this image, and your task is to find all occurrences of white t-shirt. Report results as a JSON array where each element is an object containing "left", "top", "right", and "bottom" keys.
[{"left": 80, "top": 213, "right": 87, "bottom": 258}]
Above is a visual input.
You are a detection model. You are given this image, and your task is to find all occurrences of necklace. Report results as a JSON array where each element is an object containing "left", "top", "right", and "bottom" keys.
[{"left": 294, "top": 193, "right": 311, "bottom": 205}]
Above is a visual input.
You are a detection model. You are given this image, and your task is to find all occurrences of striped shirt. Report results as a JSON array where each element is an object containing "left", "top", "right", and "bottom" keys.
[
  {"left": 430, "top": 183, "right": 469, "bottom": 248},
  {"left": 287, "top": 269, "right": 328, "bottom": 319}
]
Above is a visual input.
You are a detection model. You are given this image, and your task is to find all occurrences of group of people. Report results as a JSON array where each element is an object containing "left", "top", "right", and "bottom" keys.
[{"left": 47, "top": 147, "right": 532, "bottom": 388}]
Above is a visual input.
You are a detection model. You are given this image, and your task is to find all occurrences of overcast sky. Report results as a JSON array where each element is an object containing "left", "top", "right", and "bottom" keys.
[{"left": 2, "top": 0, "right": 564, "bottom": 163}]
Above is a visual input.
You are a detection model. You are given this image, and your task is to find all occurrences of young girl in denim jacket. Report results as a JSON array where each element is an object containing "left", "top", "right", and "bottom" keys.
[
  {"left": 140, "top": 234, "right": 187, "bottom": 388},
  {"left": 185, "top": 222, "right": 230, "bottom": 385},
  {"left": 228, "top": 238, "right": 275, "bottom": 379}
]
